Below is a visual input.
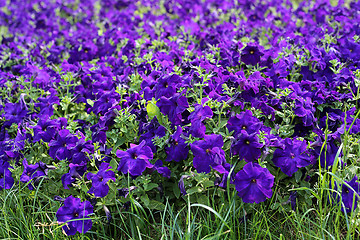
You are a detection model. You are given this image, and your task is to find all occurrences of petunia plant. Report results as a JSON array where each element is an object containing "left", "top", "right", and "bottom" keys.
[{"left": 0, "top": 0, "right": 360, "bottom": 237}]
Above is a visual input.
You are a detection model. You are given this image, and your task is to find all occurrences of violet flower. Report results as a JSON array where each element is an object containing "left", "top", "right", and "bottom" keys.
[
  {"left": 188, "top": 105, "right": 213, "bottom": 138},
  {"left": 49, "top": 129, "right": 78, "bottom": 161},
  {"left": 272, "top": 138, "right": 311, "bottom": 177},
  {"left": 178, "top": 175, "right": 191, "bottom": 196},
  {"left": 331, "top": 176, "right": 360, "bottom": 213},
  {"left": 87, "top": 162, "right": 116, "bottom": 198},
  {"left": 290, "top": 191, "right": 297, "bottom": 211},
  {"left": 157, "top": 93, "right": 189, "bottom": 125},
  {"left": 3, "top": 102, "right": 27, "bottom": 126},
  {"left": 165, "top": 126, "right": 189, "bottom": 162},
  {"left": 56, "top": 196, "right": 93, "bottom": 235},
  {"left": 20, "top": 159, "right": 48, "bottom": 190},
  {"left": 0, "top": 160, "right": 14, "bottom": 190},
  {"left": 293, "top": 97, "right": 316, "bottom": 127},
  {"left": 340, "top": 177, "right": 360, "bottom": 213},
  {"left": 241, "top": 44, "right": 264, "bottom": 66},
  {"left": 153, "top": 160, "right": 171, "bottom": 178},
  {"left": 61, "top": 162, "right": 87, "bottom": 189},
  {"left": 231, "top": 130, "right": 263, "bottom": 162},
  {"left": 227, "top": 110, "right": 262, "bottom": 136},
  {"left": 233, "top": 162, "right": 274, "bottom": 203},
  {"left": 69, "top": 138, "right": 94, "bottom": 164},
  {"left": 190, "top": 134, "right": 228, "bottom": 174},
  {"left": 154, "top": 74, "right": 181, "bottom": 99},
  {"left": 116, "top": 140, "right": 153, "bottom": 177},
  {"left": 32, "top": 118, "right": 59, "bottom": 143}
]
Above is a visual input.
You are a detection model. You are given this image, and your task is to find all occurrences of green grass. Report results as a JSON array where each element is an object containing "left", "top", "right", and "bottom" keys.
[{"left": 0, "top": 170, "right": 359, "bottom": 240}]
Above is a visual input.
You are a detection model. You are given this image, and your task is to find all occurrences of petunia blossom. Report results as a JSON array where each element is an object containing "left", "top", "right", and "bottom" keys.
[
  {"left": 87, "top": 162, "right": 116, "bottom": 198},
  {"left": 157, "top": 93, "right": 189, "bottom": 125},
  {"left": 272, "top": 138, "right": 311, "bottom": 177},
  {"left": 20, "top": 159, "right": 49, "bottom": 190},
  {"left": 227, "top": 110, "right": 262, "bottom": 137},
  {"left": 49, "top": 129, "right": 78, "bottom": 161},
  {"left": 231, "top": 130, "right": 263, "bottom": 162},
  {"left": 241, "top": 43, "right": 264, "bottom": 66},
  {"left": 233, "top": 162, "right": 274, "bottom": 203},
  {"left": 0, "top": 160, "right": 14, "bottom": 190},
  {"left": 116, "top": 140, "right": 153, "bottom": 177},
  {"left": 56, "top": 196, "right": 93, "bottom": 235},
  {"left": 341, "top": 176, "right": 360, "bottom": 213},
  {"left": 165, "top": 126, "right": 189, "bottom": 162},
  {"left": 190, "top": 134, "right": 228, "bottom": 174},
  {"left": 188, "top": 105, "right": 213, "bottom": 138}
]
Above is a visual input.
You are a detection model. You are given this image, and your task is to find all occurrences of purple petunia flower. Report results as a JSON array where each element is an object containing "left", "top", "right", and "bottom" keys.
[
  {"left": 33, "top": 117, "right": 59, "bottom": 143},
  {"left": 69, "top": 138, "right": 94, "bottom": 164},
  {"left": 178, "top": 175, "right": 191, "bottom": 196},
  {"left": 90, "top": 90, "right": 119, "bottom": 115},
  {"left": 90, "top": 123, "right": 108, "bottom": 144},
  {"left": 157, "top": 93, "right": 189, "bottom": 125},
  {"left": 272, "top": 138, "right": 311, "bottom": 177},
  {"left": 87, "top": 162, "right": 116, "bottom": 198},
  {"left": 227, "top": 110, "right": 262, "bottom": 136},
  {"left": 61, "top": 162, "right": 87, "bottom": 189},
  {"left": 153, "top": 160, "right": 171, "bottom": 178},
  {"left": 339, "top": 38, "right": 360, "bottom": 61},
  {"left": 154, "top": 74, "right": 181, "bottom": 100},
  {"left": 233, "top": 162, "right": 274, "bottom": 203},
  {"left": 331, "top": 176, "right": 360, "bottom": 213},
  {"left": 49, "top": 129, "right": 78, "bottom": 161},
  {"left": 20, "top": 159, "right": 49, "bottom": 190},
  {"left": 290, "top": 191, "right": 297, "bottom": 211},
  {"left": 118, "top": 186, "right": 137, "bottom": 198},
  {"left": 0, "top": 160, "right": 14, "bottom": 190},
  {"left": 312, "top": 140, "right": 341, "bottom": 168},
  {"left": 190, "top": 134, "right": 228, "bottom": 174},
  {"left": 241, "top": 43, "right": 264, "bottom": 66},
  {"left": 3, "top": 102, "right": 27, "bottom": 126},
  {"left": 139, "top": 117, "right": 166, "bottom": 153},
  {"left": 35, "top": 93, "right": 60, "bottom": 117},
  {"left": 188, "top": 105, "right": 213, "bottom": 138},
  {"left": 293, "top": 97, "right": 316, "bottom": 127},
  {"left": 231, "top": 130, "right": 263, "bottom": 162},
  {"left": 116, "top": 140, "right": 153, "bottom": 177},
  {"left": 56, "top": 196, "right": 93, "bottom": 235},
  {"left": 165, "top": 127, "right": 189, "bottom": 162},
  {"left": 341, "top": 177, "right": 360, "bottom": 213}
]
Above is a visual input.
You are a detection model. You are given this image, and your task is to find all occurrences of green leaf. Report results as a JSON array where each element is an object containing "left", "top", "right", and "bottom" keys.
[
  {"left": 105, "top": 182, "right": 117, "bottom": 204},
  {"left": 270, "top": 202, "right": 280, "bottom": 210},
  {"left": 140, "top": 194, "right": 150, "bottom": 206},
  {"left": 173, "top": 185, "right": 181, "bottom": 198},
  {"left": 146, "top": 100, "right": 163, "bottom": 125},
  {"left": 144, "top": 183, "right": 158, "bottom": 191},
  {"left": 80, "top": 182, "right": 89, "bottom": 194},
  {"left": 113, "top": 137, "right": 125, "bottom": 152},
  {"left": 202, "top": 179, "right": 214, "bottom": 188},
  {"left": 146, "top": 101, "right": 160, "bottom": 119},
  {"left": 196, "top": 194, "right": 209, "bottom": 205},
  {"left": 148, "top": 200, "right": 165, "bottom": 211},
  {"left": 187, "top": 186, "right": 202, "bottom": 195},
  {"left": 86, "top": 99, "right": 94, "bottom": 107},
  {"left": 294, "top": 170, "right": 302, "bottom": 183},
  {"left": 109, "top": 159, "right": 118, "bottom": 170}
]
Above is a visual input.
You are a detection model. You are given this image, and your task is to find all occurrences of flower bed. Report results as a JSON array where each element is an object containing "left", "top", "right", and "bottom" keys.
[{"left": 1, "top": 0, "right": 360, "bottom": 237}]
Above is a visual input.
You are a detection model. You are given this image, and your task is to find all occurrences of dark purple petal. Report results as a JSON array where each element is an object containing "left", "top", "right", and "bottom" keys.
[{"left": 234, "top": 162, "right": 274, "bottom": 203}]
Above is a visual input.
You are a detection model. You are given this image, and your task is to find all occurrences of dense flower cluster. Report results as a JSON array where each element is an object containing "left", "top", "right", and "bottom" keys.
[{"left": 0, "top": 0, "right": 360, "bottom": 235}]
